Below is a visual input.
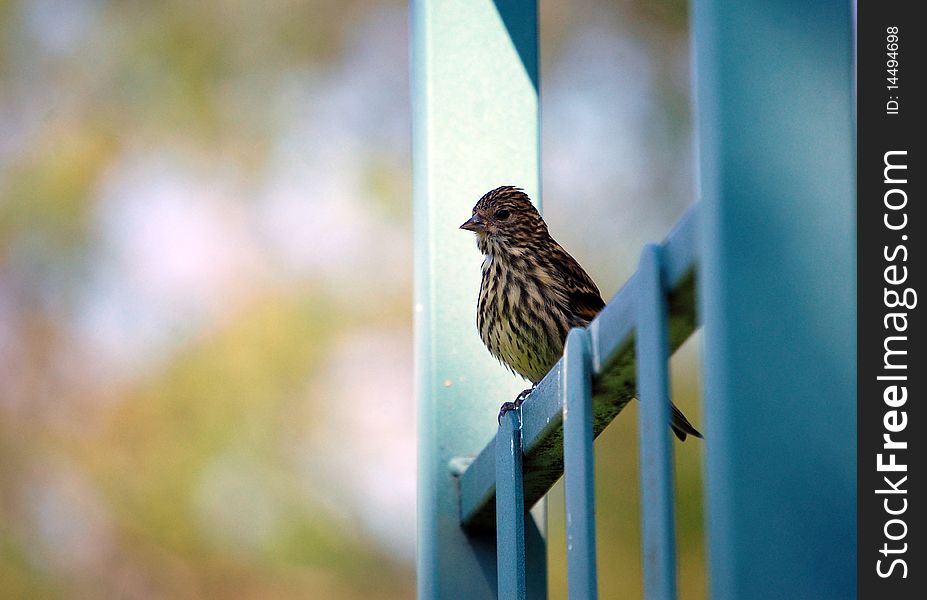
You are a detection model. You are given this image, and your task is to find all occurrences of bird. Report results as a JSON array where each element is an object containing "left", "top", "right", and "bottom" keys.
[{"left": 460, "top": 185, "right": 702, "bottom": 441}]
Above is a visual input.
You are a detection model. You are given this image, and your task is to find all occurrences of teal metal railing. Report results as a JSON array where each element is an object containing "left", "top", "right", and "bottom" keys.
[
  {"left": 412, "top": 1, "right": 542, "bottom": 597},
  {"left": 692, "top": 1, "right": 856, "bottom": 597},
  {"left": 414, "top": 0, "right": 855, "bottom": 598}
]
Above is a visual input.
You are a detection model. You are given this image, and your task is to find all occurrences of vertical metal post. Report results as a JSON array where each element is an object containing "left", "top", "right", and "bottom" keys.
[
  {"left": 693, "top": 1, "right": 856, "bottom": 598},
  {"left": 635, "top": 244, "right": 678, "bottom": 600},
  {"left": 496, "top": 411, "right": 527, "bottom": 600},
  {"left": 563, "top": 329, "right": 598, "bottom": 599},
  {"left": 412, "top": 1, "right": 540, "bottom": 598}
]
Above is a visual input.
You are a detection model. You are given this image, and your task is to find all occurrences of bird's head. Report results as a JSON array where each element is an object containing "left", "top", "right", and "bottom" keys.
[{"left": 459, "top": 186, "right": 547, "bottom": 250}]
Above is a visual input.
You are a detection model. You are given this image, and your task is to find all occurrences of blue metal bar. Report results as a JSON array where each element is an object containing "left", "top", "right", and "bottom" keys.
[
  {"left": 524, "top": 514, "right": 548, "bottom": 600},
  {"left": 635, "top": 244, "right": 678, "bottom": 600},
  {"left": 496, "top": 410, "right": 526, "bottom": 600},
  {"left": 412, "top": 0, "right": 540, "bottom": 597},
  {"left": 692, "top": 1, "right": 856, "bottom": 598},
  {"left": 562, "top": 329, "right": 597, "bottom": 599},
  {"left": 460, "top": 204, "right": 699, "bottom": 530}
]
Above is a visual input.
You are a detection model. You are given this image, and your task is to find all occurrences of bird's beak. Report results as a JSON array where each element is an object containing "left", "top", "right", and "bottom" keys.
[{"left": 460, "top": 214, "right": 486, "bottom": 232}]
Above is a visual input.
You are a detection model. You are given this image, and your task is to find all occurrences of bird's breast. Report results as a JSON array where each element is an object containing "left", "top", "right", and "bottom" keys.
[{"left": 477, "top": 254, "right": 569, "bottom": 383}]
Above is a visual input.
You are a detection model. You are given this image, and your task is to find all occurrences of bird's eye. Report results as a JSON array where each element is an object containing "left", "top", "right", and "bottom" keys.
[{"left": 494, "top": 209, "right": 511, "bottom": 220}]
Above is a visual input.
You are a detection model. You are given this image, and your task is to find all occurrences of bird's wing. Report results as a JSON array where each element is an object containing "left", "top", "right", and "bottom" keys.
[
  {"left": 553, "top": 244, "right": 606, "bottom": 324},
  {"left": 568, "top": 288, "right": 606, "bottom": 323}
]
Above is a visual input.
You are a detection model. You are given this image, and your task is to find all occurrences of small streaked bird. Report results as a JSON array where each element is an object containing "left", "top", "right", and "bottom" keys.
[{"left": 460, "top": 186, "right": 702, "bottom": 441}]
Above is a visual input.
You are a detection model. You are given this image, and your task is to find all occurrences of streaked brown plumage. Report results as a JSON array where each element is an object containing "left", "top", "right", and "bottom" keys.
[{"left": 461, "top": 185, "right": 701, "bottom": 441}]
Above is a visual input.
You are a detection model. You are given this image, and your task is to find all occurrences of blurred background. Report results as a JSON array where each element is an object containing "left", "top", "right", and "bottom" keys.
[{"left": 0, "top": 0, "right": 701, "bottom": 598}]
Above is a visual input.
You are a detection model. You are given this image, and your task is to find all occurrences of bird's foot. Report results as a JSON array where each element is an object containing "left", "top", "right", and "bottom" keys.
[
  {"left": 515, "top": 386, "right": 534, "bottom": 403},
  {"left": 497, "top": 401, "right": 518, "bottom": 424},
  {"left": 497, "top": 387, "right": 536, "bottom": 424}
]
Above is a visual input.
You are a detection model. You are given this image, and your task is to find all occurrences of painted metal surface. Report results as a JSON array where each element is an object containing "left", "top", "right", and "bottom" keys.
[
  {"left": 417, "top": 0, "right": 854, "bottom": 597},
  {"left": 635, "top": 244, "right": 678, "bottom": 600},
  {"left": 411, "top": 0, "right": 539, "bottom": 597},
  {"left": 496, "top": 410, "right": 527, "bottom": 600},
  {"left": 562, "top": 329, "right": 598, "bottom": 599},
  {"left": 692, "top": 1, "right": 856, "bottom": 598}
]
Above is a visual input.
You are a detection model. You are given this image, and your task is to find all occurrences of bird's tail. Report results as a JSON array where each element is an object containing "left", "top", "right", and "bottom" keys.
[{"left": 670, "top": 402, "right": 703, "bottom": 442}]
